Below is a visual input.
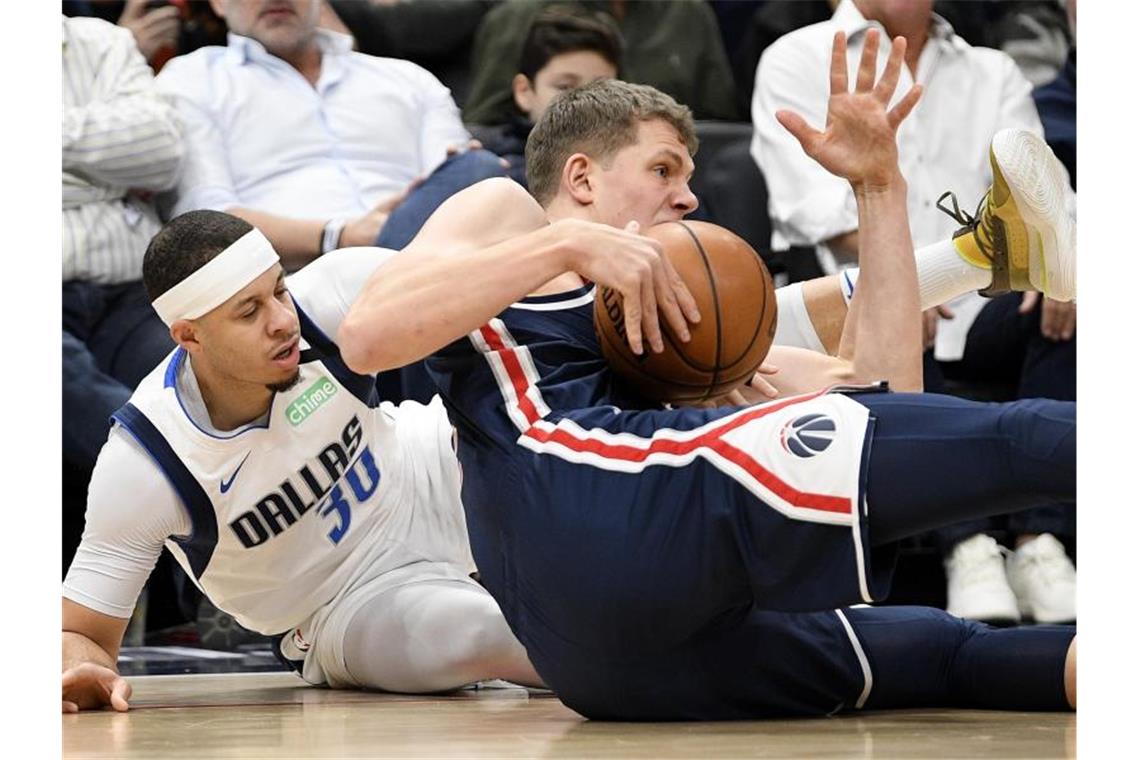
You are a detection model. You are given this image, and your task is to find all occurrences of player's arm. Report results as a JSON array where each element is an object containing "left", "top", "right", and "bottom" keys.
[
  {"left": 62, "top": 600, "right": 132, "bottom": 713},
  {"left": 338, "top": 178, "right": 700, "bottom": 373},
  {"left": 62, "top": 430, "right": 186, "bottom": 713},
  {"left": 774, "top": 30, "right": 924, "bottom": 392}
]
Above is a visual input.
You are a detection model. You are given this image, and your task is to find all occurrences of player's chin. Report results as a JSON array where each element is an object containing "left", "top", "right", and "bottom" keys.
[{"left": 266, "top": 370, "right": 302, "bottom": 394}]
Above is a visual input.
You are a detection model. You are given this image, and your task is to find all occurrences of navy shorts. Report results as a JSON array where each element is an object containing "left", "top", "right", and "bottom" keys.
[{"left": 459, "top": 394, "right": 900, "bottom": 718}]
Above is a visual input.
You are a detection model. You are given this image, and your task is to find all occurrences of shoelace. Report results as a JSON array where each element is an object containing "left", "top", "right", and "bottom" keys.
[
  {"left": 937, "top": 190, "right": 998, "bottom": 264},
  {"left": 951, "top": 541, "right": 1010, "bottom": 584}
]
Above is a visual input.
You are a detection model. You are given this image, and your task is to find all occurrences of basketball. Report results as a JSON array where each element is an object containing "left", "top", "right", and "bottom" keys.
[{"left": 594, "top": 220, "right": 777, "bottom": 403}]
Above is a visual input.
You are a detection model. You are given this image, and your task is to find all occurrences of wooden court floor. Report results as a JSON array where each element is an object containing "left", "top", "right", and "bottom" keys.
[{"left": 63, "top": 672, "right": 1075, "bottom": 759}]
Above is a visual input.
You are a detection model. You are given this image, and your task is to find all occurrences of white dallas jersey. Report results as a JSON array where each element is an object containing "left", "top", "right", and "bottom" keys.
[{"left": 112, "top": 302, "right": 474, "bottom": 636}]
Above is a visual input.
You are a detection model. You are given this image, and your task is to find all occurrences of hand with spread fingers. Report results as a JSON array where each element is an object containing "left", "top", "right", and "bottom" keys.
[{"left": 775, "top": 29, "right": 923, "bottom": 190}]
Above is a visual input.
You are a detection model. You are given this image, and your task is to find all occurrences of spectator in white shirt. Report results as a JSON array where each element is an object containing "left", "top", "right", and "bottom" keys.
[
  {"left": 63, "top": 14, "right": 183, "bottom": 476},
  {"left": 750, "top": 0, "right": 1075, "bottom": 627},
  {"left": 156, "top": 0, "right": 506, "bottom": 274}
]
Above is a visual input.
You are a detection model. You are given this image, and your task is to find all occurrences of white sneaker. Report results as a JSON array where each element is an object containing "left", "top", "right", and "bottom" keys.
[
  {"left": 944, "top": 534, "right": 1020, "bottom": 624},
  {"left": 1006, "top": 533, "right": 1076, "bottom": 624}
]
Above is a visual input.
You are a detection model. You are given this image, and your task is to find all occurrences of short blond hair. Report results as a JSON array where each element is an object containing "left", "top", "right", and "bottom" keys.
[{"left": 525, "top": 79, "right": 698, "bottom": 205}]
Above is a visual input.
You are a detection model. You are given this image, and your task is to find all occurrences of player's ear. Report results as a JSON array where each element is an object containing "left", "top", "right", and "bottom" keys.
[
  {"left": 170, "top": 319, "right": 202, "bottom": 353},
  {"left": 512, "top": 74, "right": 535, "bottom": 117},
  {"left": 563, "top": 153, "right": 595, "bottom": 204}
]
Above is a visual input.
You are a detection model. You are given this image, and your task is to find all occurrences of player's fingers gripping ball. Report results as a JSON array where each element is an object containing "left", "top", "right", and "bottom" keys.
[{"left": 595, "top": 221, "right": 777, "bottom": 403}]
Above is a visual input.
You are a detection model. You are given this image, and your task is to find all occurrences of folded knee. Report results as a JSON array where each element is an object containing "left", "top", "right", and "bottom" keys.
[{"left": 440, "top": 599, "right": 522, "bottom": 672}]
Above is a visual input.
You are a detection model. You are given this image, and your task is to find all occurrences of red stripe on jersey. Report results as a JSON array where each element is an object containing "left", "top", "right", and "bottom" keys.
[
  {"left": 707, "top": 439, "right": 851, "bottom": 514},
  {"left": 479, "top": 324, "right": 543, "bottom": 426},
  {"left": 480, "top": 320, "right": 851, "bottom": 517},
  {"left": 522, "top": 399, "right": 850, "bottom": 515}
]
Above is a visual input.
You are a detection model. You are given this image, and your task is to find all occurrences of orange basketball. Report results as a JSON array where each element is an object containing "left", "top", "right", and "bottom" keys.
[{"left": 594, "top": 220, "right": 777, "bottom": 403}]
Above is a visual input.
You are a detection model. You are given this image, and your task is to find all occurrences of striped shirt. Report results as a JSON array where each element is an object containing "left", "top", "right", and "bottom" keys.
[{"left": 63, "top": 16, "right": 183, "bottom": 284}]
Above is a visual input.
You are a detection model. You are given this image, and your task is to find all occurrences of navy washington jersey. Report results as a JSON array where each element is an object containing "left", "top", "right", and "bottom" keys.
[
  {"left": 113, "top": 302, "right": 473, "bottom": 635},
  {"left": 427, "top": 284, "right": 890, "bottom": 715}
]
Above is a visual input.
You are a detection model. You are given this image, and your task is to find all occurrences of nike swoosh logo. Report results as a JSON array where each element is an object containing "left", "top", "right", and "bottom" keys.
[{"left": 220, "top": 452, "right": 252, "bottom": 494}]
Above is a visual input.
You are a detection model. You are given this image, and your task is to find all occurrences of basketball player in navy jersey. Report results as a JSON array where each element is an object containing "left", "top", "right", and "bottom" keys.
[{"left": 337, "top": 30, "right": 1077, "bottom": 719}]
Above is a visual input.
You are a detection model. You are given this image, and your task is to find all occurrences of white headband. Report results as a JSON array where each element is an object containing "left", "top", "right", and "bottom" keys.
[{"left": 152, "top": 228, "right": 281, "bottom": 326}]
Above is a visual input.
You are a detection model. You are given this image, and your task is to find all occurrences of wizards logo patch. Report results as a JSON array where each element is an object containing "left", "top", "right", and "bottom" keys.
[{"left": 779, "top": 414, "right": 837, "bottom": 458}]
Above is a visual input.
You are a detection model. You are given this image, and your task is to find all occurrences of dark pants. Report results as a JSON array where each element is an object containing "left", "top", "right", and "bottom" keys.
[
  {"left": 62, "top": 280, "right": 174, "bottom": 468},
  {"left": 374, "top": 149, "right": 508, "bottom": 404},
  {"left": 926, "top": 293, "right": 1076, "bottom": 553},
  {"left": 464, "top": 392, "right": 1075, "bottom": 719},
  {"left": 860, "top": 394, "right": 1074, "bottom": 546}
]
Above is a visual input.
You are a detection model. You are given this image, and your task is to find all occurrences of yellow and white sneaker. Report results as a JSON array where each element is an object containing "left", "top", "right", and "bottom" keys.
[{"left": 938, "top": 128, "right": 1075, "bottom": 302}]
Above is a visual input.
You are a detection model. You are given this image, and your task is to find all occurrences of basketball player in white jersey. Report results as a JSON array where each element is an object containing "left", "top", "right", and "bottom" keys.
[{"left": 61, "top": 213, "right": 554, "bottom": 712}]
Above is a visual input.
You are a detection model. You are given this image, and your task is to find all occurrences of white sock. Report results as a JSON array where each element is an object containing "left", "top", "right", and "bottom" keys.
[
  {"left": 774, "top": 282, "right": 826, "bottom": 352},
  {"left": 843, "top": 239, "right": 991, "bottom": 311}
]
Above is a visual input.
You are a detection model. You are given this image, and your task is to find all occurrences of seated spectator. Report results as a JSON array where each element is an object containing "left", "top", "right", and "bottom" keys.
[
  {"left": 156, "top": 0, "right": 506, "bottom": 272},
  {"left": 479, "top": 6, "right": 622, "bottom": 187},
  {"left": 62, "top": 13, "right": 183, "bottom": 553},
  {"left": 463, "top": 0, "right": 738, "bottom": 125},
  {"left": 751, "top": 0, "right": 1076, "bottom": 625},
  {"left": 732, "top": 1, "right": 1071, "bottom": 140}
]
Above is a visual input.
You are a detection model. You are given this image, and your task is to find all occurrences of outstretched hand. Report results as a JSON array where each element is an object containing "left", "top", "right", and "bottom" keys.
[{"left": 776, "top": 29, "right": 922, "bottom": 190}]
